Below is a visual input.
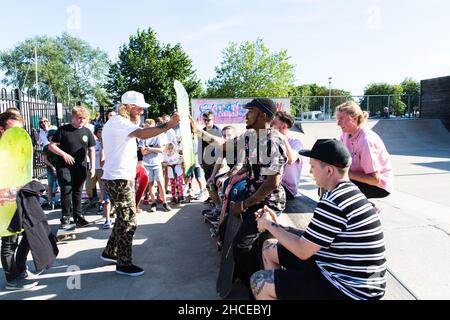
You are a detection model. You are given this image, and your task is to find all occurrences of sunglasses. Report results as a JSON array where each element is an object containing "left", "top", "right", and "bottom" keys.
[{"left": 203, "top": 118, "right": 213, "bottom": 122}]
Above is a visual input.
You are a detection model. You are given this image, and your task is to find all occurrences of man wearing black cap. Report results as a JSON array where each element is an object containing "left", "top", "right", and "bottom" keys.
[
  {"left": 252, "top": 139, "right": 387, "bottom": 300},
  {"left": 190, "top": 98, "right": 287, "bottom": 296}
]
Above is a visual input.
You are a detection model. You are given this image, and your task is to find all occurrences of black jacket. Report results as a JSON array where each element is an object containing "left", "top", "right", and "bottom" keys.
[{"left": 8, "top": 181, "right": 58, "bottom": 273}]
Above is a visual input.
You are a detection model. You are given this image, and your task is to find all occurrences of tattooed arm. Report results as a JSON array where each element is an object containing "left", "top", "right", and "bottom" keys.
[
  {"left": 130, "top": 113, "right": 180, "bottom": 139},
  {"left": 256, "top": 206, "right": 321, "bottom": 261}
]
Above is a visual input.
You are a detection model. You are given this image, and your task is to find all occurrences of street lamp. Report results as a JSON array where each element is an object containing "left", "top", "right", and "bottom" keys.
[{"left": 328, "top": 77, "right": 332, "bottom": 120}]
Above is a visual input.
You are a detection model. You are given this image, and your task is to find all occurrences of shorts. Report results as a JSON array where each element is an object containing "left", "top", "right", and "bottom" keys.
[
  {"left": 187, "top": 166, "right": 202, "bottom": 179},
  {"left": 146, "top": 165, "right": 164, "bottom": 183},
  {"left": 274, "top": 245, "right": 349, "bottom": 300}
]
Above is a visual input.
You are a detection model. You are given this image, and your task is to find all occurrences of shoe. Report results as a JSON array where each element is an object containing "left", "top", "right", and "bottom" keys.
[
  {"left": 100, "top": 252, "right": 117, "bottom": 264},
  {"left": 97, "top": 205, "right": 104, "bottom": 215},
  {"left": 204, "top": 209, "right": 220, "bottom": 220},
  {"left": 116, "top": 264, "right": 145, "bottom": 277},
  {"left": 162, "top": 203, "right": 172, "bottom": 212},
  {"left": 150, "top": 203, "right": 157, "bottom": 212},
  {"left": 143, "top": 199, "right": 149, "bottom": 206},
  {"left": 5, "top": 278, "right": 39, "bottom": 290},
  {"left": 170, "top": 198, "right": 178, "bottom": 205},
  {"left": 102, "top": 220, "right": 112, "bottom": 229},
  {"left": 202, "top": 209, "right": 214, "bottom": 216},
  {"left": 203, "top": 197, "right": 212, "bottom": 204},
  {"left": 60, "top": 217, "right": 71, "bottom": 229},
  {"left": 179, "top": 196, "right": 185, "bottom": 204},
  {"left": 75, "top": 216, "right": 90, "bottom": 228},
  {"left": 157, "top": 195, "right": 163, "bottom": 204}
]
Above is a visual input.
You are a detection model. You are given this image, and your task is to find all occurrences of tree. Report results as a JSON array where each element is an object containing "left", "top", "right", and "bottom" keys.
[
  {"left": 362, "top": 83, "right": 406, "bottom": 116},
  {"left": 289, "top": 84, "right": 351, "bottom": 116},
  {"left": 106, "top": 28, "right": 202, "bottom": 117},
  {"left": 401, "top": 78, "right": 420, "bottom": 115},
  {"left": 0, "top": 33, "right": 110, "bottom": 108},
  {"left": 206, "top": 38, "right": 295, "bottom": 98}
]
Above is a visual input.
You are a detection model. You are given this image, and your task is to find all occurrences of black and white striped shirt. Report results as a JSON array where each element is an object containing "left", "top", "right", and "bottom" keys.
[{"left": 303, "top": 182, "right": 387, "bottom": 300}]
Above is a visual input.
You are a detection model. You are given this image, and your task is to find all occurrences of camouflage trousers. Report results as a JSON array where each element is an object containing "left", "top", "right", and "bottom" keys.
[{"left": 103, "top": 180, "right": 137, "bottom": 266}]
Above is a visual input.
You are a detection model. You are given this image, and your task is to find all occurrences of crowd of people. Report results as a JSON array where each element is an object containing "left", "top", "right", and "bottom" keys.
[{"left": 0, "top": 94, "right": 394, "bottom": 300}]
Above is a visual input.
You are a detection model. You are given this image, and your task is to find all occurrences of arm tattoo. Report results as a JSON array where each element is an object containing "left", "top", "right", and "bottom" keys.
[
  {"left": 271, "top": 222, "right": 281, "bottom": 229},
  {"left": 156, "top": 123, "right": 168, "bottom": 130},
  {"left": 263, "top": 241, "right": 278, "bottom": 252},
  {"left": 251, "top": 271, "right": 275, "bottom": 297}
]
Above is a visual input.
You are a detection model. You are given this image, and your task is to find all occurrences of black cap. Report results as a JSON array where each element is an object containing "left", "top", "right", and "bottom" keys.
[
  {"left": 94, "top": 124, "right": 103, "bottom": 134},
  {"left": 244, "top": 98, "right": 277, "bottom": 118},
  {"left": 299, "top": 139, "right": 351, "bottom": 168}
]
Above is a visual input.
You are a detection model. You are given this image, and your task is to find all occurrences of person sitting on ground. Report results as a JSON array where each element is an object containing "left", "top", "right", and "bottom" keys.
[
  {"left": 336, "top": 101, "right": 393, "bottom": 199},
  {"left": 271, "top": 111, "right": 303, "bottom": 199},
  {"left": 252, "top": 139, "right": 387, "bottom": 300},
  {"left": 191, "top": 98, "right": 288, "bottom": 296}
]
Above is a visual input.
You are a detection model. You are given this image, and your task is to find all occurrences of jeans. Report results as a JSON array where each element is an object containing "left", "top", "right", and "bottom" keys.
[
  {"left": 57, "top": 165, "right": 87, "bottom": 222},
  {"left": 1, "top": 234, "right": 30, "bottom": 282}
]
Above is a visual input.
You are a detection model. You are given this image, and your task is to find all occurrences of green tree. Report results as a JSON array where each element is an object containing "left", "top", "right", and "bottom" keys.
[
  {"left": 0, "top": 33, "right": 110, "bottom": 108},
  {"left": 206, "top": 38, "right": 295, "bottom": 98},
  {"left": 362, "top": 83, "right": 406, "bottom": 116},
  {"left": 401, "top": 78, "right": 420, "bottom": 116},
  {"left": 106, "top": 28, "right": 202, "bottom": 117}
]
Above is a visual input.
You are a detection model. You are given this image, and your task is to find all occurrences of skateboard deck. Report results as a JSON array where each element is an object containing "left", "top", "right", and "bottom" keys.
[
  {"left": 216, "top": 212, "right": 242, "bottom": 299},
  {"left": 56, "top": 225, "right": 76, "bottom": 243},
  {"left": 0, "top": 127, "right": 33, "bottom": 237},
  {"left": 135, "top": 165, "right": 149, "bottom": 208},
  {"left": 174, "top": 80, "right": 195, "bottom": 176}
]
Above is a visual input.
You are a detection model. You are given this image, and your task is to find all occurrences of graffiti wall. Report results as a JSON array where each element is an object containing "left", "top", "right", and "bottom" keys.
[{"left": 191, "top": 98, "right": 291, "bottom": 125}]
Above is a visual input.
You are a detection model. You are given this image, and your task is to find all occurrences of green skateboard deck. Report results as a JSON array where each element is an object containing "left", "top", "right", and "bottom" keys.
[
  {"left": 216, "top": 212, "right": 242, "bottom": 298},
  {"left": 174, "top": 80, "right": 195, "bottom": 176},
  {"left": 0, "top": 127, "right": 33, "bottom": 237}
]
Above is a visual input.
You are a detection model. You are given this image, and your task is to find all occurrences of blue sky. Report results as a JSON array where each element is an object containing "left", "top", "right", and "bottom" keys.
[{"left": 1, "top": 0, "right": 449, "bottom": 95}]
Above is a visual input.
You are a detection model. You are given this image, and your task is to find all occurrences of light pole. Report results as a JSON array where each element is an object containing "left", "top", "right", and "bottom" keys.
[{"left": 328, "top": 77, "right": 332, "bottom": 120}]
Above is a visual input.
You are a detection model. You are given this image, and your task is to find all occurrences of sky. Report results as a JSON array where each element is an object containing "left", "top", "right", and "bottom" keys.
[{"left": 0, "top": 0, "right": 449, "bottom": 95}]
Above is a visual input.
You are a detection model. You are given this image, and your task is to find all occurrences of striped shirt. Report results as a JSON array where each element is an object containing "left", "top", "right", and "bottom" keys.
[{"left": 303, "top": 182, "right": 387, "bottom": 300}]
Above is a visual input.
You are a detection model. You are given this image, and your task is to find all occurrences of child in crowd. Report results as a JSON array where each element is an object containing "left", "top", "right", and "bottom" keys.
[
  {"left": 163, "top": 142, "right": 184, "bottom": 204},
  {"left": 42, "top": 129, "right": 59, "bottom": 210}
]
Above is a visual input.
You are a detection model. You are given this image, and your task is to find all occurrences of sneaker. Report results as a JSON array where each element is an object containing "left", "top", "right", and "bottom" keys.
[
  {"left": 97, "top": 204, "right": 104, "bottom": 215},
  {"left": 5, "top": 278, "right": 39, "bottom": 290},
  {"left": 75, "top": 216, "right": 90, "bottom": 228},
  {"left": 202, "top": 209, "right": 214, "bottom": 216},
  {"left": 59, "top": 217, "right": 71, "bottom": 229},
  {"left": 203, "top": 197, "right": 212, "bottom": 204},
  {"left": 143, "top": 199, "right": 149, "bottom": 206},
  {"left": 162, "top": 203, "right": 172, "bottom": 212},
  {"left": 150, "top": 203, "right": 157, "bottom": 212},
  {"left": 204, "top": 209, "right": 220, "bottom": 220},
  {"left": 179, "top": 196, "right": 185, "bottom": 204},
  {"left": 157, "top": 195, "right": 163, "bottom": 204},
  {"left": 116, "top": 264, "right": 145, "bottom": 277},
  {"left": 100, "top": 252, "right": 117, "bottom": 264},
  {"left": 102, "top": 220, "right": 112, "bottom": 229}
]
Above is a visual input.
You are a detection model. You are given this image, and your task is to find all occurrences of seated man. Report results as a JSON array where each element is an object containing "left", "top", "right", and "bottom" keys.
[{"left": 252, "top": 139, "right": 387, "bottom": 300}]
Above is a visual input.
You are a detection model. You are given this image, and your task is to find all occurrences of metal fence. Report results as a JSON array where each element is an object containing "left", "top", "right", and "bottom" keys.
[
  {"left": 0, "top": 88, "right": 74, "bottom": 178},
  {"left": 292, "top": 94, "right": 420, "bottom": 121}
]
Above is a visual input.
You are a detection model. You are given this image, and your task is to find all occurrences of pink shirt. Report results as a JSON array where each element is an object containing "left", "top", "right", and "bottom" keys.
[{"left": 341, "top": 127, "right": 394, "bottom": 193}]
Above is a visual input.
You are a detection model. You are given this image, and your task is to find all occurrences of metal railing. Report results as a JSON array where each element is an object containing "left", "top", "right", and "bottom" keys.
[
  {"left": 1, "top": 88, "right": 74, "bottom": 178},
  {"left": 292, "top": 94, "right": 420, "bottom": 121}
]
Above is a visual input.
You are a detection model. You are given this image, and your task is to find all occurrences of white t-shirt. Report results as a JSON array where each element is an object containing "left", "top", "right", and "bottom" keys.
[
  {"left": 102, "top": 115, "right": 139, "bottom": 181},
  {"left": 94, "top": 140, "right": 103, "bottom": 170},
  {"left": 38, "top": 126, "right": 57, "bottom": 146},
  {"left": 163, "top": 152, "right": 183, "bottom": 179}
]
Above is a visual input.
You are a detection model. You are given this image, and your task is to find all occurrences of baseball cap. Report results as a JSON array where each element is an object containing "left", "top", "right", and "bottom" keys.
[
  {"left": 299, "top": 139, "right": 351, "bottom": 168},
  {"left": 121, "top": 91, "right": 150, "bottom": 109},
  {"left": 244, "top": 98, "right": 277, "bottom": 118}
]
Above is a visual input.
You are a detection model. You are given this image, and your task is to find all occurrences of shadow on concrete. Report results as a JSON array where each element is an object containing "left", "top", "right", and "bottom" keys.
[
  {"left": 0, "top": 201, "right": 224, "bottom": 300},
  {"left": 412, "top": 161, "right": 450, "bottom": 172}
]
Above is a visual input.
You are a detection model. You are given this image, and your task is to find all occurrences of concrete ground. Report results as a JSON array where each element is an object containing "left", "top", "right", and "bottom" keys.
[{"left": 0, "top": 118, "right": 448, "bottom": 300}]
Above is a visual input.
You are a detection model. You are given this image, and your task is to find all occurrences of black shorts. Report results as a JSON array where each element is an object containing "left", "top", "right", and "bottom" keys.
[{"left": 274, "top": 245, "right": 350, "bottom": 300}]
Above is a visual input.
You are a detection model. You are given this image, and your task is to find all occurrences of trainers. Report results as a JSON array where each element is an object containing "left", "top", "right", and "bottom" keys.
[
  {"left": 157, "top": 195, "right": 163, "bottom": 204},
  {"left": 203, "top": 197, "right": 212, "bottom": 204},
  {"left": 150, "top": 203, "right": 157, "bottom": 212},
  {"left": 100, "top": 252, "right": 117, "bottom": 264},
  {"left": 116, "top": 264, "right": 145, "bottom": 277},
  {"left": 102, "top": 220, "right": 112, "bottom": 229},
  {"left": 204, "top": 209, "right": 220, "bottom": 220},
  {"left": 5, "top": 278, "right": 39, "bottom": 290},
  {"left": 75, "top": 216, "right": 90, "bottom": 228},
  {"left": 162, "top": 203, "right": 172, "bottom": 212},
  {"left": 143, "top": 199, "right": 149, "bottom": 206},
  {"left": 97, "top": 204, "right": 104, "bottom": 215},
  {"left": 59, "top": 217, "right": 71, "bottom": 229}
]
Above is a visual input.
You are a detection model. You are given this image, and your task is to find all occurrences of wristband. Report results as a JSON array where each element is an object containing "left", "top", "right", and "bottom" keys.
[{"left": 241, "top": 201, "right": 247, "bottom": 212}]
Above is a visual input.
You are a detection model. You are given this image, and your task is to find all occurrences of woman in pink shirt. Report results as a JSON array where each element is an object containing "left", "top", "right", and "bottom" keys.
[{"left": 336, "top": 101, "right": 393, "bottom": 198}]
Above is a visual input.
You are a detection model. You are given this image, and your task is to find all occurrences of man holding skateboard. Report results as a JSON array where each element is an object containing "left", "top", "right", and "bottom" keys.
[{"left": 100, "top": 91, "right": 180, "bottom": 277}]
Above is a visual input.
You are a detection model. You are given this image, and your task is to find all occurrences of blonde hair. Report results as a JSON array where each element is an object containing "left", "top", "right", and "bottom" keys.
[
  {"left": 118, "top": 104, "right": 131, "bottom": 120},
  {"left": 145, "top": 119, "right": 155, "bottom": 127},
  {"left": 72, "top": 106, "right": 89, "bottom": 118},
  {"left": 336, "top": 101, "right": 369, "bottom": 126}
]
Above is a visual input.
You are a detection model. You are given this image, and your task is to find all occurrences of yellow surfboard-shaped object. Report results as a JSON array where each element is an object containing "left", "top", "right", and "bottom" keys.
[{"left": 0, "top": 127, "right": 33, "bottom": 237}]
